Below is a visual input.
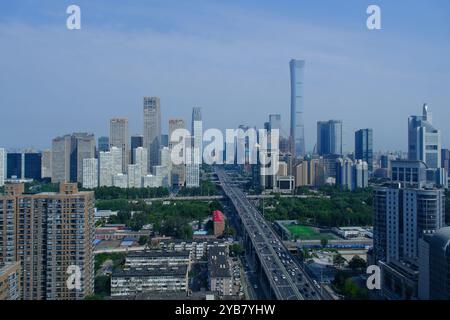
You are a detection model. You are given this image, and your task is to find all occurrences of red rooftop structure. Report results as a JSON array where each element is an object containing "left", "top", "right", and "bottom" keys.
[{"left": 212, "top": 210, "right": 225, "bottom": 237}]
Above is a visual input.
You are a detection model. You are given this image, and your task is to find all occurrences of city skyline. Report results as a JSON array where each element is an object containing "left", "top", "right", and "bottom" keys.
[{"left": 1, "top": 1, "right": 450, "bottom": 151}]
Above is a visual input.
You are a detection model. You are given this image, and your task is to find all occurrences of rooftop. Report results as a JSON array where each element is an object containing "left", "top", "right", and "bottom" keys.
[{"left": 212, "top": 210, "right": 224, "bottom": 223}]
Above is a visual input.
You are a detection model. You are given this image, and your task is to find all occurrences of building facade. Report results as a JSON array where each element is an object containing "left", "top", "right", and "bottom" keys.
[
  {"left": 109, "top": 118, "right": 129, "bottom": 173},
  {"left": 317, "top": 120, "right": 343, "bottom": 156},
  {"left": 82, "top": 158, "right": 98, "bottom": 189},
  {"left": 143, "top": 97, "right": 161, "bottom": 172},
  {"left": 289, "top": 59, "right": 306, "bottom": 158},
  {"left": 408, "top": 104, "right": 441, "bottom": 169},
  {"left": 355, "top": 128, "right": 373, "bottom": 172},
  {"left": 0, "top": 183, "right": 95, "bottom": 300},
  {"left": 0, "top": 261, "right": 21, "bottom": 300}
]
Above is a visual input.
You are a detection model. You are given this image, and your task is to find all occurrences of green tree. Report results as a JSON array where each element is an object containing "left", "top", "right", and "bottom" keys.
[
  {"left": 230, "top": 243, "right": 244, "bottom": 257},
  {"left": 333, "top": 253, "right": 346, "bottom": 268},
  {"left": 138, "top": 235, "right": 149, "bottom": 246},
  {"left": 348, "top": 255, "right": 367, "bottom": 271}
]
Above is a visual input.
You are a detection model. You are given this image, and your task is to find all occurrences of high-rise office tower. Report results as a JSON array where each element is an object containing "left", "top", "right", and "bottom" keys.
[
  {"left": 71, "top": 133, "right": 96, "bottom": 184},
  {"left": 373, "top": 184, "right": 445, "bottom": 264},
  {"left": 169, "top": 118, "right": 186, "bottom": 148},
  {"left": 161, "top": 134, "right": 169, "bottom": 148},
  {"left": 335, "top": 158, "right": 353, "bottom": 190},
  {"left": 192, "top": 107, "right": 203, "bottom": 161},
  {"left": 424, "top": 227, "right": 450, "bottom": 299},
  {"left": 317, "top": 120, "right": 343, "bottom": 156},
  {"left": 52, "top": 133, "right": 95, "bottom": 184},
  {"left": 82, "top": 158, "right": 98, "bottom": 189},
  {"left": 441, "top": 149, "right": 450, "bottom": 173},
  {"left": 99, "top": 151, "right": 113, "bottom": 187},
  {"left": 24, "top": 153, "right": 42, "bottom": 180},
  {"left": 127, "top": 164, "right": 141, "bottom": 188},
  {"left": 355, "top": 128, "right": 373, "bottom": 172},
  {"left": 7, "top": 152, "right": 42, "bottom": 180},
  {"left": 6, "top": 153, "right": 22, "bottom": 179},
  {"left": 109, "top": 118, "right": 129, "bottom": 173},
  {"left": 160, "top": 146, "right": 172, "bottom": 187},
  {"left": 113, "top": 174, "right": 128, "bottom": 188},
  {"left": 143, "top": 97, "right": 161, "bottom": 172},
  {"left": 353, "top": 160, "right": 369, "bottom": 189},
  {"left": 134, "top": 147, "right": 148, "bottom": 178},
  {"left": 98, "top": 136, "right": 109, "bottom": 153},
  {"left": 130, "top": 135, "right": 144, "bottom": 164},
  {"left": 0, "top": 183, "right": 95, "bottom": 300},
  {"left": 185, "top": 136, "right": 200, "bottom": 188},
  {"left": 169, "top": 118, "right": 186, "bottom": 187},
  {"left": 0, "top": 148, "right": 4, "bottom": 187},
  {"left": 51, "top": 134, "right": 72, "bottom": 183},
  {"left": 269, "top": 114, "right": 282, "bottom": 134},
  {"left": 408, "top": 104, "right": 441, "bottom": 168},
  {"left": 290, "top": 59, "right": 306, "bottom": 158},
  {"left": 41, "top": 149, "right": 52, "bottom": 179},
  {"left": 110, "top": 146, "right": 123, "bottom": 177}
]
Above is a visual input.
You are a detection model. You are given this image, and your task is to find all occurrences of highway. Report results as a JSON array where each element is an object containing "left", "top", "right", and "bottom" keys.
[{"left": 216, "top": 168, "right": 324, "bottom": 300}]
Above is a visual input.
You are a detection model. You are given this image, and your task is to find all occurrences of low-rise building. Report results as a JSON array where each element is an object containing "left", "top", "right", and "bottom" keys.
[
  {"left": 111, "top": 265, "right": 189, "bottom": 297},
  {"left": 213, "top": 210, "right": 225, "bottom": 237},
  {"left": 125, "top": 250, "right": 191, "bottom": 268},
  {"left": 208, "top": 246, "right": 232, "bottom": 296}
]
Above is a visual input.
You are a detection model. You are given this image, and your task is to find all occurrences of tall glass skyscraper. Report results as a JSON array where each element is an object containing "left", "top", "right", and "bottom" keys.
[
  {"left": 317, "top": 120, "right": 343, "bottom": 156},
  {"left": 143, "top": 97, "right": 161, "bottom": 172},
  {"left": 290, "top": 59, "right": 306, "bottom": 158},
  {"left": 355, "top": 128, "right": 373, "bottom": 172},
  {"left": 408, "top": 104, "right": 441, "bottom": 169}
]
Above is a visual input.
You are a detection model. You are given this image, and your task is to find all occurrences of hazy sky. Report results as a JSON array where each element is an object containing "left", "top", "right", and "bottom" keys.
[{"left": 1, "top": 0, "right": 449, "bottom": 152}]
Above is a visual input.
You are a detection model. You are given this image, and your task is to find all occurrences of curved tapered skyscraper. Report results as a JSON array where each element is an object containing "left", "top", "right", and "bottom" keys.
[{"left": 290, "top": 59, "right": 306, "bottom": 158}]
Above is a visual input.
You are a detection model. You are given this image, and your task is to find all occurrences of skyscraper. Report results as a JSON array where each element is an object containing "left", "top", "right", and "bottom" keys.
[
  {"left": 98, "top": 136, "right": 109, "bottom": 153},
  {"left": 71, "top": 133, "right": 96, "bottom": 183},
  {"left": 99, "top": 151, "right": 113, "bottom": 187},
  {"left": 143, "top": 97, "right": 161, "bottom": 172},
  {"left": 185, "top": 136, "right": 200, "bottom": 188},
  {"left": 317, "top": 120, "right": 343, "bottom": 156},
  {"left": 109, "top": 118, "right": 129, "bottom": 173},
  {"left": 0, "top": 183, "right": 95, "bottom": 300},
  {"left": 192, "top": 107, "right": 203, "bottom": 161},
  {"left": 189, "top": 107, "right": 202, "bottom": 188},
  {"left": 110, "top": 146, "right": 123, "bottom": 177},
  {"left": 51, "top": 134, "right": 72, "bottom": 183},
  {"left": 373, "top": 184, "right": 445, "bottom": 263},
  {"left": 441, "top": 149, "right": 450, "bottom": 173},
  {"left": 134, "top": 147, "right": 148, "bottom": 177},
  {"left": 127, "top": 164, "right": 141, "bottom": 188},
  {"left": 82, "top": 158, "right": 98, "bottom": 189},
  {"left": 426, "top": 227, "right": 450, "bottom": 299},
  {"left": 408, "top": 104, "right": 441, "bottom": 168},
  {"left": 41, "top": 149, "right": 52, "bottom": 179},
  {"left": 290, "top": 59, "right": 306, "bottom": 157},
  {"left": 169, "top": 118, "right": 186, "bottom": 187},
  {"left": 269, "top": 114, "right": 282, "bottom": 134},
  {"left": 130, "top": 135, "right": 144, "bottom": 164},
  {"left": 6, "top": 153, "right": 22, "bottom": 179},
  {"left": 355, "top": 128, "right": 373, "bottom": 172},
  {"left": 0, "top": 148, "right": 5, "bottom": 187}
]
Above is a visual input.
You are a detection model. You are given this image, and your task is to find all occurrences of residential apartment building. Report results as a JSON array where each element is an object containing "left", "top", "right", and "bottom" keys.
[
  {"left": 0, "top": 261, "right": 21, "bottom": 300},
  {"left": 0, "top": 182, "right": 95, "bottom": 300}
]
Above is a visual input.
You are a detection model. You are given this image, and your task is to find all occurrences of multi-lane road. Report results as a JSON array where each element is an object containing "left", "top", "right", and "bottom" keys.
[{"left": 216, "top": 168, "right": 325, "bottom": 300}]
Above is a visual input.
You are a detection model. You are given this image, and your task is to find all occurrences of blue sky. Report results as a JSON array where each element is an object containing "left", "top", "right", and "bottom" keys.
[{"left": 1, "top": 0, "right": 450, "bottom": 152}]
